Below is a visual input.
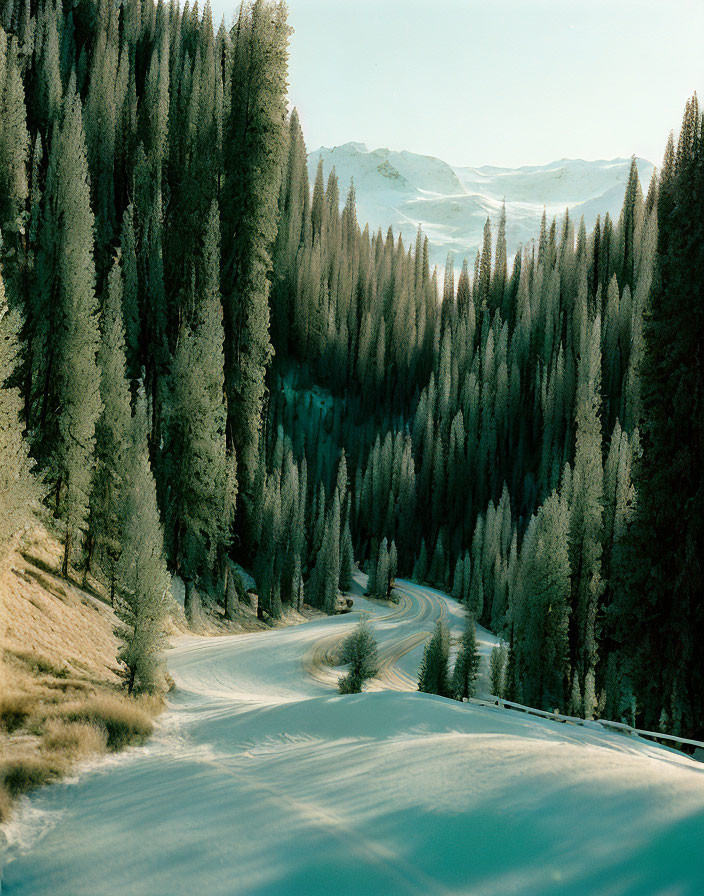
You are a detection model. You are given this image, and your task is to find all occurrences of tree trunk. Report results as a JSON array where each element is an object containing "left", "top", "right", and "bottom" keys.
[
  {"left": 184, "top": 579, "right": 200, "bottom": 626},
  {"left": 39, "top": 341, "right": 55, "bottom": 436},
  {"left": 54, "top": 476, "right": 62, "bottom": 518},
  {"left": 83, "top": 533, "right": 95, "bottom": 587},
  {"left": 225, "top": 564, "right": 238, "bottom": 621},
  {"left": 219, "top": 553, "right": 228, "bottom": 610},
  {"left": 62, "top": 527, "right": 72, "bottom": 578},
  {"left": 184, "top": 578, "right": 193, "bottom": 621}
]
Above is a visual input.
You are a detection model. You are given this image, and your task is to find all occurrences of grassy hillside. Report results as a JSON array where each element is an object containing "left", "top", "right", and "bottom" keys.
[
  {"left": 0, "top": 528, "right": 162, "bottom": 821},
  {"left": 0, "top": 526, "right": 326, "bottom": 824}
]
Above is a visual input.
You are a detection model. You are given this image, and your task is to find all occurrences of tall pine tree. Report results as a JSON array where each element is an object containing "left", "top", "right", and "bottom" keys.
[
  {"left": 221, "top": 0, "right": 289, "bottom": 486},
  {"left": 614, "top": 98, "right": 704, "bottom": 738},
  {"left": 34, "top": 78, "right": 102, "bottom": 576}
]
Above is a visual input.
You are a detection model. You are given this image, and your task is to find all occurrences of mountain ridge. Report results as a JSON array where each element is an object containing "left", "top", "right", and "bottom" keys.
[{"left": 308, "top": 144, "right": 655, "bottom": 269}]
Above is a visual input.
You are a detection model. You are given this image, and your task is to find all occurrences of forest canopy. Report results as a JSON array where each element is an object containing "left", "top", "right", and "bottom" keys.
[{"left": 0, "top": 0, "right": 701, "bottom": 738}]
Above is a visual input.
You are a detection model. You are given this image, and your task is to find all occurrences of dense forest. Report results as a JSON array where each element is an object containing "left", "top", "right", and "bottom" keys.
[{"left": 0, "top": 0, "right": 701, "bottom": 737}]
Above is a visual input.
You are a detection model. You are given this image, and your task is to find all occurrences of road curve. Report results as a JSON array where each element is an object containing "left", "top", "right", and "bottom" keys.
[
  {"left": 4, "top": 576, "right": 704, "bottom": 896},
  {"left": 302, "top": 577, "right": 459, "bottom": 693},
  {"left": 1, "top": 573, "right": 477, "bottom": 896}
]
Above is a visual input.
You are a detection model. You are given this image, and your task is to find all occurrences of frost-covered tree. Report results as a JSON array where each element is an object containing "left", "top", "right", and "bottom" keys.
[
  {"left": 34, "top": 79, "right": 102, "bottom": 576},
  {"left": 168, "top": 202, "right": 236, "bottom": 615},
  {"left": 0, "top": 28, "right": 28, "bottom": 235},
  {"left": 0, "top": 269, "right": 39, "bottom": 567},
  {"left": 86, "top": 253, "right": 132, "bottom": 601},
  {"left": 339, "top": 514, "right": 355, "bottom": 591},
  {"left": 221, "top": 0, "right": 290, "bottom": 484},
  {"left": 117, "top": 401, "right": 171, "bottom": 694},
  {"left": 568, "top": 312, "right": 604, "bottom": 692},
  {"left": 369, "top": 536, "right": 390, "bottom": 599},
  {"left": 489, "top": 644, "right": 507, "bottom": 697},
  {"left": 452, "top": 613, "right": 481, "bottom": 700},
  {"left": 614, "top": 97, "right": 704, "bottom": 738},
  {"left": 338, "top": 618, "right": 379, "bottom": 694},
  {"left": 515, "top": 490, "right": 571, "bottom": 711},
  {"left": 310, "top": 490, "right": 341, "bottom": 613},
  {"left": 418, "top": 619, "right": 451, "bottom": 697}
]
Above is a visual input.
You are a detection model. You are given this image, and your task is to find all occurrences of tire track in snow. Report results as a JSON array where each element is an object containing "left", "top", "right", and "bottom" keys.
[
  {"left": 303, "top": 580, "right": 450, "bottom": 692},
  {"left": 194, "top": 751, "right": 454, "bottom": 896}
]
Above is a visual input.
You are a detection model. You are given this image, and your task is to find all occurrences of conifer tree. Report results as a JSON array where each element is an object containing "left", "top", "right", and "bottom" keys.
[
  {"left": 412, "top": 539, "right": 429, "bottom": 583},
  {"left": 86, "top": 253, "right": 132, "bottom": 601},
  {"left": 469, "top": 515, "right": 484, "bottom": 619},
  {"left": 451, "top": 553, "right": 464, "bottom": 601},
  {"left": 120, "top": 205, "right": 140, "bottom": 383},
  {"left": 614, "top": 98, "right": 704, "bottom": 737},
  {"left": 116, "top": 399, "right": 171, "bottom": 694},
  {"left": 0, "top": 268, "right": 39, "bottom": 567},
  {"left": 418, "top": 619, "right": 451, "bottom": 697},
  {"left": 272, "top": 108, "right": 309, "bottom": 351},
  {"left": 34, "top": 79, "right": 102, "bottom": 576},
  {"left": 366, "top": 537, "right": 378, "bottom": 596},
  {"left": 452, "top": 612, "right": 481, "bottom": 700},
  {"left": 35, "top": 1, "right": 62, "bottom": 131},
  {"left": 503, "top": 627, "right": 518, "bottom": 702},
  {"left": 569, "top": 312, "right": 604, "bottom": 690},
  {"left": 0, "top": 28, "right": 28, "bottom": 236},
  {"left": 601, "top": 421, "right": 635, "bottom": 634},
  {"left": 388, "top": 540, "right": 398, "bottom": 587},
  {"left": 83, "top": 1, "right": 120, "bottom": 259},
  {"left": 255, "top": 473, "right": 282, "bottom": 618},
  {"left": 168, "top": 201, "right": 236, "bottom": 611},
  {"left": 478, "top": 217, "right": 492, "bottom": 308},
  {"left": 338, "top": 617, "right": 379, "bottom": 694},
  {"left": 468, "top": 567, "right": 484, "bottom": 622},
  {"left": 583, "top": 668, "right": 597, "bottom": 720},
  {"left": 221, "top": 0, "right": 290, "bottom": 484},
  {"left": 456, "top": 258, "right": 471, "bottom": 318},
  {"left": 617, "top": 157, "right": 643, "bottom": 294},
  {"left": 568, "top": 675, "right": 583, "bottom": 717},
  {"left": 370, "top": 536, "right": 390, "bottom": 599},
  {"left": 339, "top": 513, "right": 354, "bottom": 591},
  {"left": 311, "top": 490, "right": 341, "bottom": 613},
  {"left": 491, "top": 202, "right": 507, "bottom": 311},
  {"left": 292, "top": 554, "right": 304, "bottom": 611},
  {"left": 490, "top": 644, "right": 507, "bottom": 697},
  {"left": 429, "top": 531, "right": 446, "bottom": 588},
  {"left": 515, "top": 491, "right": 571, "bottom": 711}
]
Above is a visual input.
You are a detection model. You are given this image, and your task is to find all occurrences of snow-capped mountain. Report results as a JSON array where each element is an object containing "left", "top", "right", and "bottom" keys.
[{"left": 307, "top": 144, "right": 654, "bottom": 270}]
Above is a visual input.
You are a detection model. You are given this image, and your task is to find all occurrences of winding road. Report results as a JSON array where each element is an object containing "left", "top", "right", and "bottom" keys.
[
  {"left": 3, "top": 575, "right": 704, "bottom": 895},
  {"left": 302, "top": 577, "right": 464, "bottom": 692}
]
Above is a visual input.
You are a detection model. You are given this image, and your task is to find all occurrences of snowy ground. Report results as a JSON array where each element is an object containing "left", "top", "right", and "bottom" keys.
[{"left": 2, "top": 575, "right": 704, "bottom": 895}]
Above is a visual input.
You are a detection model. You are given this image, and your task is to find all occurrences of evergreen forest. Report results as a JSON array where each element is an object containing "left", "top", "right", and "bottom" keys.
[{"left": 0, "top": 0, "right": 702, "bottom": 742}]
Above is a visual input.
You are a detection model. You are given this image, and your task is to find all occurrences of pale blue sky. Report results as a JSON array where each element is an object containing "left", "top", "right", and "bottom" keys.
[{"left": 210, "top": 0, "right": 704, "bottom": 168}]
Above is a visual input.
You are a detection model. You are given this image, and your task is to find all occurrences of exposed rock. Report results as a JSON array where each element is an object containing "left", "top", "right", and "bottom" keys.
[{"left": 334, "top": 595, "right": 354, "bottom": 614}]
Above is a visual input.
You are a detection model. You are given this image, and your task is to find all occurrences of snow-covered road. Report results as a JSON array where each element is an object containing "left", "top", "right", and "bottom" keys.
[{"left": 3, "top": 576, "right": 704, "bottom": 895}]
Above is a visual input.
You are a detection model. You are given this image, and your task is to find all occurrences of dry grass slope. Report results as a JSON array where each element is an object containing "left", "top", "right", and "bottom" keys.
[{"left": 0, "top": 527, "right": 162, "bottom": 822}]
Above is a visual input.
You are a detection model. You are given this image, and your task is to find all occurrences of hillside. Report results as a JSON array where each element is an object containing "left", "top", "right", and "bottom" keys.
[
  {"left": 308, "top": 144, "right": 654, "bottom": 268},
  {"left": 0, "top": 522, "right": 328, "bottom": 824},
  {"left": 0, "top": 528, "right": 163, "bottom": 825}
]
